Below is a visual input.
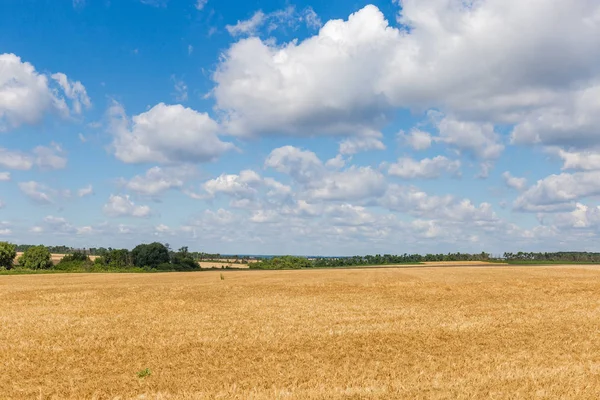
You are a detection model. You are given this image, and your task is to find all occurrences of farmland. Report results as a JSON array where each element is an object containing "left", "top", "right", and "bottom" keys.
[{"left": 1, "top": 265, "right": 600, "bottom": 399}]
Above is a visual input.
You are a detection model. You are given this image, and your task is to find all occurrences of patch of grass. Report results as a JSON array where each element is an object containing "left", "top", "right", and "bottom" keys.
[
  {"left": 137, "top": 368, "right": 151, "bottom": 378},
  {"left": 220, "top": 273, "right": 225, "bottom": 280}
]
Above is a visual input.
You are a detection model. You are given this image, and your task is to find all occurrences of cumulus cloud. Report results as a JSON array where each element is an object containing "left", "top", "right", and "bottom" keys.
[
  {"left": 304, "top": 166, "right": 386, "bottom": 201},
  {"left": 0, "top": 144, "right": 68, "bottom": 171},
  {"left": 0, "top": 148, "right": 33, "bottom": 170},
  {"left": 555, "top": 149, "right": 600, "bottom": 171},
  {"left": 50, "top": 72, "right": 91, "bottom": 115},
  {"left": 264, "top": 145, "right": 386, "bottom": 202},
  {"left": 203, "top": 169, "right": 262, "bottom": 198},
  {"left": 380, "top": 184, "right": 498, "bottom": 223},
  {"left": 265, "top": 146, "right": 323, "bottom": 184},
  {"left": 514, "top": 171, "right": 600, "bottom": 212},
  {"left": 33, "top": 143, "right": 67, "bottom": 170},
  {"left": 0, "top": 172, "right": 10, "bottom": 181},
  {"left": 434, "top": 115, "right": 504, "bottom": 160},
  {"left": 77, "top": 184, "right": 93, "bottom": 197},
  {"left": 214, "top": 1, "right": 600, "bottom": 144},
  {"left": 399, "top": 129, "right": 433, "bottom": 151},
  {"left": 214, "top": 6, "right": 398, "bottom": 138},
  {"left": 388, "top": 156, "right": 460, "bottom": 179},
  {"left": 108, "top": 102, "right": 235, "bottom": 164},
  {"left": 511, "top": 85, "right": 600, "bottom": 147},
  {"left": 0, "top": 53, "right": 90, "bottom": 131},
  {"left": 339, "top": 136, "right": 386, "bottom": 155},
  {"left": 122, "top": 165, "right": 195, "bottom": 196},
  {"left": 103, "top": 195, "right": 151, "bottom": 218},
  {"left": 18, "top": 181, "right": 54, "bottom": 204},
  {"left": 502, "top": 172, "right": 527, "bottom": 191}
]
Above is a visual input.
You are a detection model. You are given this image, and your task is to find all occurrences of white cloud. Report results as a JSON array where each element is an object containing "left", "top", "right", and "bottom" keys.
[
  {"left": 265, "top": 146, "right": 323, "bottom": 184},
  {"left": 263, "top": 177, "right": 292, "bottom": 197},
  {"left": 225, "top": 6, "right": 321, "bottom": 37},
  {"left": 388, "top": 156, "right": 460, "bottom": 179},
  {"left": 50, "top": 72, "right": 91, "bottom": 115},
  {"left": 109, "top": 102, "right": 235, "bottom": 164},
  {"left": 171, "top": 76, "right": 188, "bottom": 102},
  {"left": 0, "top": 145, "right": 67, "bottom": 171},
  {"left": 226, "top": 11, "right": 266, "bottom": 36},
  {"left": 339, "top": 136, "right": 386, "bottom": 155},
  {"left": 265, "top": 145, "right": 385, "bottom": 201},
  {"left": 0, "top": 172, "right": 10, "bottom": 181},
  {"left": 304, "top": 166, "right": 386, "bottom": 202},
  {"left": 203, "top": 170, "right": 262, "bottom": 198},
  {"left": 502, "top": 172, "right": 527, "bottom": 191},
  {"left": 0, "top": 148, "right": 33, "bottom": 170},
  {"left": 215, "top": 6, "right": 396, "bottom": 138},
  {"left": 18, "top": 181, "right": 53, "bottom": 204},
  {"left": 188, "top": 45, "right": 193, "bottom": 55},
  {"left": 77, "top": 184, "right": 93, "bottom": 197},
  {"left": 0, "top": 53, "right": 90, "bottom": 131},
  {"left": 301, "top": 7, "right": 322, "bottom": 29},
  {"left": 103, "top": 195, "right": 151, "bottom": 218},
  {"left": 435, "top": 115, "right": 504, "bottom": 160},
  {"left": 555, "top": 149, "right": 600, "bottom": 171},
  {"left": 325, "top": 154, "right": 346, "bottom": 169},
  {"left": 195, "top": 0, "right": 207, "bottom": 11},
  {"left": 40, "top": 215, "right": 92, "bottom": 236},
  {"left": 553, "top": 203, "right": 600, "bottom": 229},
  {"left": 380, "top": 184, "right": 498, "bottom": 223},
  {"left": 122, "top": 166, "right": 195, "bottom": 196},
  {"left": 215, "top": 1, "right": 600, "bottom": 145},
  {"left": 514, "top": 171, "right": 600, "bottom": 212},
  {"left": 399, "top": 129, "right": 432, "bottom": 151},
  {"left": 511, "top": 85, "right": 600, "bottom": 147},
  {"left": 33, "top": 143, "right": 67, "bottom": 170}
]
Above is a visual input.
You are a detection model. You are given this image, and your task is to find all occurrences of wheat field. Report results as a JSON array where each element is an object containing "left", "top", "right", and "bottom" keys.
[{"left": 1, "top": 266, "right": 600, "bottom": 399}]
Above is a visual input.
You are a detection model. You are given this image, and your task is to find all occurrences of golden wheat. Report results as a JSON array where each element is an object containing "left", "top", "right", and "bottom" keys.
[{"left": 1, "top": 266, "right": 600, "bottom": 399}]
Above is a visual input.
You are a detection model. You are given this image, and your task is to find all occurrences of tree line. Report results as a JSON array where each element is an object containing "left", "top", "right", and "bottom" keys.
[
  {"left": 14, "top": 244, "right": 250, "bottom": 263},
  {"left": 4, "top": 240, "right": 600, "bottom": 272},
  {"left": 503, "top": 252, "right": 600, "bottom": 262},
  {"left": 0, "top": 242, "right": 205, "bottom": 271}
]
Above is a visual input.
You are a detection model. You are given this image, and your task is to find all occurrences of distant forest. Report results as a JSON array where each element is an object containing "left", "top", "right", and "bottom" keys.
[{"left": 12, "top": 244, "right": 600, "bottom": 264}]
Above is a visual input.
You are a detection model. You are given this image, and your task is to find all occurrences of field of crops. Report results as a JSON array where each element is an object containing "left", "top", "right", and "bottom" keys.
[{"left": 1, "top": 265, "right": 600, "bottom": 398}]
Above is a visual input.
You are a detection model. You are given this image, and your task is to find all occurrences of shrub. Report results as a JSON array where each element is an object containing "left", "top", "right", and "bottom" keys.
[
  {"left": 60, "top": 251, "right": 90, "bottom": 263},
  {"left": 18, "top": 245, "right": 53, "bottom": 270},
  {"left": 0, "top": 242, "right": 17, "bottom": 270}
]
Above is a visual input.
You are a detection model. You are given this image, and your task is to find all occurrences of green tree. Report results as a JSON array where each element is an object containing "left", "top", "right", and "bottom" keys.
[
  {"left": 0, "top": 242, "right": 17, "bottom": 269},
  {"left": 170, "top": 246, "right": 199, "bottom": 271},
  {"left": 18, "top": 245, "right": 53, "bottom": 270},
  {"left": 131, "top": 242, "right": 170, "bottom": 268}
]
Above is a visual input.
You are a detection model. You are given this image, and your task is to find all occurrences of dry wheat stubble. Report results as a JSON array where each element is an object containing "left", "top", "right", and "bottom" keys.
[{"left": 0, "top": 266, "right": 600, "bottom": 399}]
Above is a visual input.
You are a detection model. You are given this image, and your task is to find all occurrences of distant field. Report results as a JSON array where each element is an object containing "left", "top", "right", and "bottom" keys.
[
  {"left": 15, "top": 252, "right": 100, "bottom": 264},
  {"left": 199, "top": 261, "right": 251, "bottom": 269},
  {"left": 2, "top": 265, "right": 600, "bottom": 398}
]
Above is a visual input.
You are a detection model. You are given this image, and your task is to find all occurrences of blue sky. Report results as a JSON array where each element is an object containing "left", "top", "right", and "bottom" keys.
[{"left": 1, "top": 0, "right": 600, "bottom": 255}]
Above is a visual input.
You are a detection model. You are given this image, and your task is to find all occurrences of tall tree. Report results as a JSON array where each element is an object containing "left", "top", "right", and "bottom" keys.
[{"left": 0, "top": 242, "right": 17, "bottom": 270}]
